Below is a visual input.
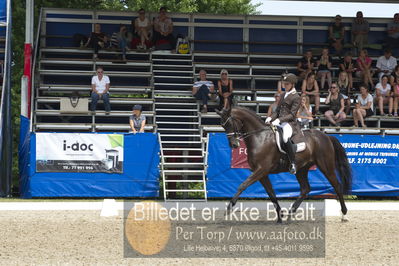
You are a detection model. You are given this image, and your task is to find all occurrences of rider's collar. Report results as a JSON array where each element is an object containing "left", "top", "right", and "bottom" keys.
[{"left": 285, "top": 88, "right": 296, "bottom": 98}]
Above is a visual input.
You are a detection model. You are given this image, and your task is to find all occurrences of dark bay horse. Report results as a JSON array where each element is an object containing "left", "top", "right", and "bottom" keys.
[{"left": 216, "top": 107, "right": 352, "bottom": 223}]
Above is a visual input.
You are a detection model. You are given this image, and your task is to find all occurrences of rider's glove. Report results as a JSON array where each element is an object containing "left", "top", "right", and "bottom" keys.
[
  {"left": 265, "top": 117, "right": 272, "bottom": 123},
  {"left": 272, "top": 119, "right": 280, "bottom": 126}
]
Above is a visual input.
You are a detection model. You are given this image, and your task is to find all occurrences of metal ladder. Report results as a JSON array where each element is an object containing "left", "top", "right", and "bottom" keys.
[{"left": 152, "top": 51, "right": 207, "bottom": 201}]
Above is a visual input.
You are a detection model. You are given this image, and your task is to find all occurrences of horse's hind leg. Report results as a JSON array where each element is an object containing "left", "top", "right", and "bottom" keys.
[
  {"left": 316, "top": 160, "right": 348, "bottom": 222},
  {"left": 226, "top": 168, "right": 267, "bottom": 215},
  {"left": 289, "top": 168, "right": 311, "bottom": 215},
  {"left": 259, "top": 175, "right": 282, "bottom": 223}
]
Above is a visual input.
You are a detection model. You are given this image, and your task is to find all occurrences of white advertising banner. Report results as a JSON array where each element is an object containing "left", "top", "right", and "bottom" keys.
[{"left": 36, "top": 133, "right": 124, "bottom": 173}]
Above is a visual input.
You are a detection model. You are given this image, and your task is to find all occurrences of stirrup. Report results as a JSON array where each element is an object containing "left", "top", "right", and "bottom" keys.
[{"left": 289, "top": 163, "right": 297, "bottom": 175}]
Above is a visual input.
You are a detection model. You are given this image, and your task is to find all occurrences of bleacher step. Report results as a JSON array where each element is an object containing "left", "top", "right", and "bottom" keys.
[
  {"left": 162, "top": 148, "right": 203, "bottom": 151},
  {"left": 154, "top": 83, "right": 193, "bottom": 86},
  {"left": 163, "top": 170, "right": 204, "bottom": 174},
  {"left": 156, "top": 108, "right": 198, "bottom": 112},
  {"left": 156, "top": 121, "right": 198, "bottom": 125},
  {"left": 157, "top": 115, "right": 198, "bottom": 118},
  {"left": 157, "top": 128, "right": 199, "bottom": 132},
  {"left": 163, "top": 180, "right": 205, "bottom": 183},
  {"left": 164, "top": 155, "right": 203, "bottom": 158}
]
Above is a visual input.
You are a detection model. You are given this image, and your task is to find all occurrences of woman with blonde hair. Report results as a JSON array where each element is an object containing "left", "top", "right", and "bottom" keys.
[
  {"left": 267, "top": 93, "right": 281, "bottom": 117},
  {"left": 217, "top": 69, "right": 234, "bottom": 110},
  {"left": 297, "top": 95, "right": 313, "bottom": 128},
  {"left": 337, "top": 71, "right": 352, "bottom": 114}
]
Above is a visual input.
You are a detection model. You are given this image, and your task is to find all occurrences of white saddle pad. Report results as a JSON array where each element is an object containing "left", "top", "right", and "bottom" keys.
[{"left": 275, "top": 131, "right": 306, "bottom": 154}]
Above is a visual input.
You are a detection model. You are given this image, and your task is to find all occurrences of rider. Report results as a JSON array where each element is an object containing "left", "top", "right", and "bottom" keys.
[{"left": 265, "top": 73, "right": 304, "bottom": 174}]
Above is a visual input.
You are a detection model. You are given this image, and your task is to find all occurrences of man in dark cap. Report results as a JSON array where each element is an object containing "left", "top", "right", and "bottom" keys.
[
  {"left": 265, "top": 73, "right": 305, "bottom": 174},
  {"left": 129, "top": 104, "right": 146, "bottom": 133}
]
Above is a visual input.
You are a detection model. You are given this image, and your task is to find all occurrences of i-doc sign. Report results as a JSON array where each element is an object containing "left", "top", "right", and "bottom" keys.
[{"left": 36, "top": 133, "right": 124, "bottom": 173}]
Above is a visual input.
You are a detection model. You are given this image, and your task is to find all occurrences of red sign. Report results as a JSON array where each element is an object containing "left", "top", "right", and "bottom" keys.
[{"left": 231, "top": 139, "right": 250, "bottom": 168}]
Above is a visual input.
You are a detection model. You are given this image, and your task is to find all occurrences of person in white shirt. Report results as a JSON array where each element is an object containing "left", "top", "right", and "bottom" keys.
[
  {"left": 134, "top": 8, "right": 151, "bottom": 49},
  {"left": 153, "top": 6, "right": 175, "bottom": 48},
  {"left": 376, "top": 49, "right": 397, "bottom": 81},
  {"left": 353, "top": 85, "right": 374, "bottom": 127},
  {"left": 91, "top": 66, "right": 111, "bottom": 114},
  {"left": 192, "top": 69, "right": 214, "bottom": 113},
  {"left": 375, "top": 75, "right": 393, "bottom": 116}
]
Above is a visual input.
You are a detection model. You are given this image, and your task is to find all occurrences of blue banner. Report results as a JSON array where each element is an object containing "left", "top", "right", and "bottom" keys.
[
  {"left": 20, "top": 132, "right": 160, "bottom": 198},
  {"left": 207, "top": 133, "right": 399, "bottom": 198},
  {"left": 0, "top": 0, "right": 5, "bottom": 22}
]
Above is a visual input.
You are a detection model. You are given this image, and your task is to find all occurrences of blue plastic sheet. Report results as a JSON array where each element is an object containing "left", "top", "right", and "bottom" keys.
[
  {"left": 207, "top": 133, "right": 399, "bottom": 198},
  {"left": 19, "top": 130, "right": 160, "bottom": 198},
  {"left": 0, "top": 0, "right": 5, "bottom": 22}
]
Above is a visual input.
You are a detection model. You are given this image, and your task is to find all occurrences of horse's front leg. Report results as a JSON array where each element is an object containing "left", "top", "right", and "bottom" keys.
[
  {"left": 259, "top": 175, "right": 283, "bottom": 223},
  {"left": 226, "top": 168, "right": 267, "bottom": 215},
  {"left": 289, "top": 168, "right": 311, "bottom": 216}
]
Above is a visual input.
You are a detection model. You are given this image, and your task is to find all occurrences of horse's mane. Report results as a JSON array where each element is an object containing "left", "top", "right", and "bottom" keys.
[{"left": 232, "top": 106, "right": 266, "bottom": 127}]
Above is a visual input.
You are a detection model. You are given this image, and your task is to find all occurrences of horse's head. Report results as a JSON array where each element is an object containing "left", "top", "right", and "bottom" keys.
[{"left": 216, "top": 108, "right": 243, "bottom": 149}]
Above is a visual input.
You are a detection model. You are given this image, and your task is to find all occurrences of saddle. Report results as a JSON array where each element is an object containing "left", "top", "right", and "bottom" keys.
[{"left": 274, "top": 126, "right": 306, "bottom": 154}]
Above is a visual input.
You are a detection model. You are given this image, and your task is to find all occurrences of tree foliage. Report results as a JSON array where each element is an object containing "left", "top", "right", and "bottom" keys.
[{"left": 9, "top": 0, "right": 260, "bottom": 190}]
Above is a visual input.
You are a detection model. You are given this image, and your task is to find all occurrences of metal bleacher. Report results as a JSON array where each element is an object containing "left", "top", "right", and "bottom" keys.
[{"left": 33, "top": 8, "right": 399, "bottom": 200}]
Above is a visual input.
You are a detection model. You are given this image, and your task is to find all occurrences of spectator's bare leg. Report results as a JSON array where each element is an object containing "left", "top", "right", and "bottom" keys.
[
  {"left": 326, "top": 72, "right": 332, "bottom": 89},
  {"left": 353, "top": 109, "right": 359, "bottom": 126},
  {"left": 336, "top": 112, "right": 346, "bottom": 123},
  {"left": 389, "top": 97, "right": 393, "bottom": 115},
  {"left": 325, "top": 110, "right": 336, "bottom": 125},
  {"left": 394, "top": 97, "right": 398, "bottom": 115},
  {"left": 378, "top": 96, "right": 384, "bottom": 115},
  {"left": 358, "top": 109, "right": 366, "bottom": 127},
  {"left": 348, "top": 74, "right": 353, "bottom": 89},
  {"left": 315, "top": 95, "right": 320, "bottom": 113},
  {"left": 319, "top": 72, "right": 326, "bottom": 90}
]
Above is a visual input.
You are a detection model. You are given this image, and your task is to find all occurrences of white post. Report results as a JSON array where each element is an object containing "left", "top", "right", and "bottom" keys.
[{"left": 25, "top": 0, "right": 34, "bottom": 44}]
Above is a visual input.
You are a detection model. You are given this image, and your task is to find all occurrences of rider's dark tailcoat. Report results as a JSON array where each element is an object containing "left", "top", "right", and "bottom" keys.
[{"left": 270, "top": 89, "right": 305, "bottom": 144}]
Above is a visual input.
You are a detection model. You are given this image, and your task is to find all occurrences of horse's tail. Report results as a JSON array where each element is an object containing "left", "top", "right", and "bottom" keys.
[{"left": 329, "top": 136, "right": 352, "bottom": 195}]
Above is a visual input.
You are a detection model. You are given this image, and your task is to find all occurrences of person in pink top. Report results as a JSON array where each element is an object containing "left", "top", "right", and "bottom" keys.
[{"left": 355, "top": 49, "right": 374, "bottom": 88}]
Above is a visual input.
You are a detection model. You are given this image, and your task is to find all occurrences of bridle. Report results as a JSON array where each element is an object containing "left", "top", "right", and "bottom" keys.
[{"left": 222, "top": 114, "right": 272, "bottom": 141}]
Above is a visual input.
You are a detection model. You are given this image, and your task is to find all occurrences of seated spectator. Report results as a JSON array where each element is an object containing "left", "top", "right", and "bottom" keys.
[
  {"left": 375, "top": 75, "right": 393, "bottom": 116},
  {"left": 337, "top": 71, "right": 352, "bottom": 114},
  {"left": 356, "top": 49, "right": 374, "bottom": 89},
  {"left": 90, "top": 66, "right": 110, "bottom": 114},
  {"left": 85, "top": 23, "right": 109, "bottom": 60},
  {"left": 386, "top": 13, "right": 399, "bottom": 50},
  {"left": 351, "top": 11, "right": 369, "bottom": 53},
  {"left": 339, "top": 52, "right": 355, "bottom": 89},
  {"left": 389, "top": 65, "right": 399, "bottom": 116},
  {"left": 110, "top": 24, "right": 130, "bottom": 61},
  {"left": 192, "top": 69, "right": 214, "bottom": 113},
  {"left": 129, "top": 105, "right": 146, "bottom": 133},
  {"left": 325, "top": 82, "right": 346, "bottom": 127},
  {"left": 297, "top": 95, "right": 313, "bottom": 129},
  {"left": 277, "top": 72, "right": 288, "bottom": 93},
  {"left": 376, "top": 49, "right": 397, "bottom": 82},
  {"left": 328, "top": 15, "right": 345, "bottom": 55},
  {"left": 267, "top": 93, "right": 280, "bottom": 117},
  {"left": 135, "top": 8, "right": 152, "bottom": 49},
  {"left": 317, "top": 47, "right": 332, "bottom": 90},
  {"left": 302, "top": 73, "right": 320, "bottom": 114},
  {"left": 217, "top": 69, "right": 234, "bottom": 110},
  {"left": 353, "top": 85, "right": 374, "bottom": 127},
  {"left": 297, "top": 50, "right": 315, "bottom": 80},
  {"left": 153, "top": 6, "right": 175, "bottom": 49}
]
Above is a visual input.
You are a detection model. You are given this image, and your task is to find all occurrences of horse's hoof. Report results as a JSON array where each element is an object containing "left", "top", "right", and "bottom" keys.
[
  {"left": 341, "top": 214, "right": 349, "bottom": 222},
  {"left": 225, "top": 203, "right": 233, "bottom": 216}
]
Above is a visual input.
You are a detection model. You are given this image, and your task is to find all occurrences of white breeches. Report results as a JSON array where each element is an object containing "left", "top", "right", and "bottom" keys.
[{"left": 281, "top": 122, "right": 292, "bottom": 143}]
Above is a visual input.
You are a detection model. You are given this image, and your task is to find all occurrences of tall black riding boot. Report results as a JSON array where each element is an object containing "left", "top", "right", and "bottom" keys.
[{"left": 285, "top": 140, "right": 297, "bottom": 174}]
